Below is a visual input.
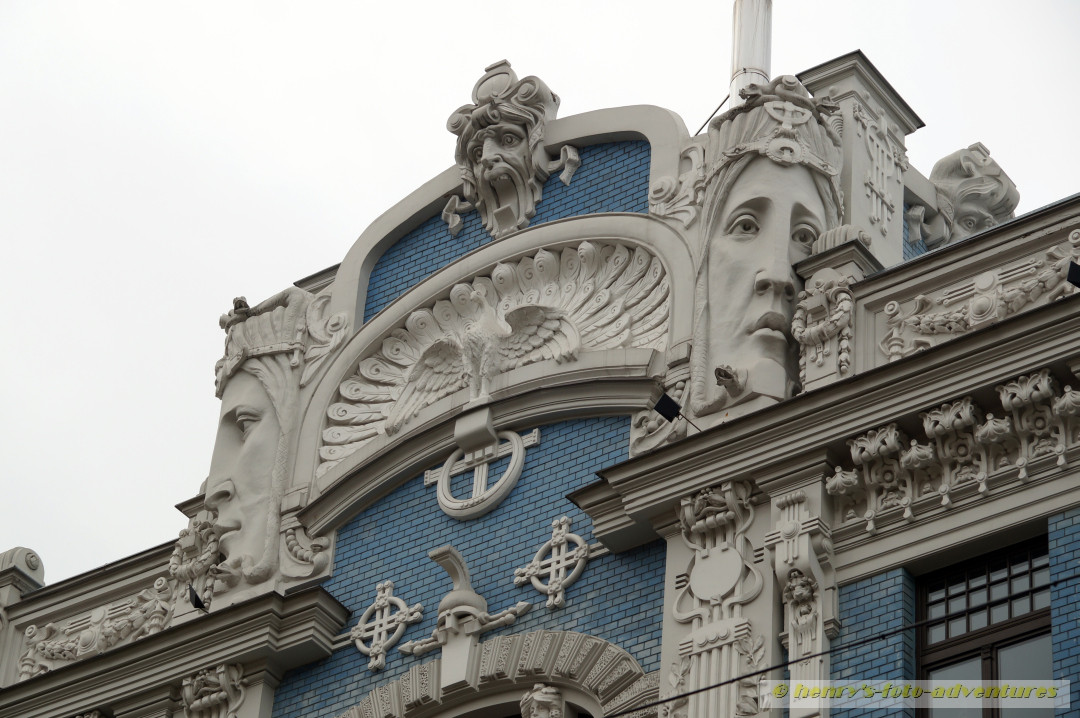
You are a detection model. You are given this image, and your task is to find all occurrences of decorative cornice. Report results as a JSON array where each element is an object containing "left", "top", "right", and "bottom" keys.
[
  {"left": 794, "top": 236, "right": 882, "bottom": 281},
  {"left": 0, "top": 587, "right": 348, "bottom": 718},
  {"left": 576, "top": 292, "right": 1080, "bottom": 551},
  {"left": 796, "top": 50, "right": 923, "bottom": 135}
]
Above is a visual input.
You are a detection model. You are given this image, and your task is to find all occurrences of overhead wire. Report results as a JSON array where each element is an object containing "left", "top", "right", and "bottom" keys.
[{"left": 694, "top": 95, "right": 730, "bottom": 136}]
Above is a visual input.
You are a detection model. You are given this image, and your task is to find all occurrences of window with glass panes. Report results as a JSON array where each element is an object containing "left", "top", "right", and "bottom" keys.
[{"left": 918, "top": 537, "right": 1052, "bottom": 717}]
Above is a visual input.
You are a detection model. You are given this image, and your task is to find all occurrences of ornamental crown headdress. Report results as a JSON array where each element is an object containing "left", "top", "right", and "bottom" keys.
[
  {"left": 214, "top": 288, "right": 311, "bottom": 397},
  {"left": 706, "top": 75, "right": 844, "bottom": 223},
  {"left": 446, "top": 60, "right": 560, "bottom": 163}
]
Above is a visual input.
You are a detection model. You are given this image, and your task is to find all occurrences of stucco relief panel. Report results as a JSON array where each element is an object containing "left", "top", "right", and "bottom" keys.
[
  {"left": 317, "top": 240, "right": 670, "bottom": 478},
  {"left": 877, "top": 228, "right": 1080, "bottom": 364}
]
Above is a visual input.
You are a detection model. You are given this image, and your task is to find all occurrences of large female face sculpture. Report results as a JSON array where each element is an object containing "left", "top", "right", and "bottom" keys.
[
  {"left": 690, "top": 76, "right": 841, "bottom": 420},
  {"left": 204, "top": 368, "right": 282, "bottom": 589},
  {"left": 709, "top": 156, "right": 825, "bottom": 365},
  {"left": 695, "top": 156, "right": 828, "bottom": 415}
]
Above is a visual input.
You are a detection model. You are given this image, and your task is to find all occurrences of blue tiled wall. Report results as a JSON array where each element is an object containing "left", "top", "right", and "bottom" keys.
[
  {"left": 363, "top": 141, "right": 651, "bottom": 321},
  {"left": 1050, "top": 509, "right": 1080, "bottom": 717},
  {"left": 831, "top": 569, "right": 916, "bottom": 718},
  {"left": 902, "top": 202, "right": 928, "bottom": 261},
  {"left": 272, "top": 416, "right": 665, "bottom": 718}
]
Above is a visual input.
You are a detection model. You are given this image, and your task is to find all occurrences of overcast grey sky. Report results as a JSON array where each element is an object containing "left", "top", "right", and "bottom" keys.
[{"left": 3, "top": 0, "right": 1078, "bottom": 584}]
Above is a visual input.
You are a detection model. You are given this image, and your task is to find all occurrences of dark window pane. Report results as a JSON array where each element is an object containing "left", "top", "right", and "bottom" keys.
[
  {"left": 969, "top": 573, "right": 987, "bottom": 588},
  {"left": 948, "top": 577, "right": 967, "bottom": 595},
  {"left": 968, "top": 608, "right": 988, "bottom": 631},
  {"left": 1033, "top": 588, "right": 1050, "bottom": 611},
  {"left": 999, "top": 634, "right": 1054, "bottom": 718},
  {"left": 991, "top": 582, "right": 1009, "bottom": 601},
  {"left": 1032, "top": 552, "right": 1049, "bottom": 568},
  {"left": 949, "top": 595, "right": 966, "bottom": 613},
  {"left": 929, "top": 657, "right": 982, "bottom": 718},
  {"left": 1013, "top": 595, "right": 1031, "bottom": 616},
  {"left": 1033, "top": 567, "right": 1050, "bottom": 587},
  {"left": 929, "top": 602, "right": 947, "bottom": 619},
  {"left": 929, "top": 582, "right": 947, "bottom": 603},
  {"left": 928, "top": 622, "right": 947, "bottom": 644},
  {"left": 1010, "top": 552, "right": 1030, "bottom": 574},
  {"left": 992, "top": 602, "right": 1010, "bottom": 623},
  {"left": 949, "top": 616, "right": 967, "bottom": 637},
  {"left": 970, "top": 587, "right": 988, "bottom": 607},
  {"left": 991, "top": 558, "right": 1009, "bottom": 582},
  {"left": 1012, "top": 575, "right": 1030, "bottom": 593},
  {"left": 1000, "top": 634, "right": 1051, "bottom": 678}
]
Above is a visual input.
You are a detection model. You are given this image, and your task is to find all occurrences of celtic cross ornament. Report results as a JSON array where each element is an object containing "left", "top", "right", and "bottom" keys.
[
  {"left": 349, "top": 581, "right": 423, "bottom": 670},
  {"left": 514, "top": 516, "right": 589, "bottom": 608}
]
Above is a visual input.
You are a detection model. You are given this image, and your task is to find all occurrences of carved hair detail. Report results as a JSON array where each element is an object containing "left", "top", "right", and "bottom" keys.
[
  {"left": 447, "top": 60, "right": 560, "bottom": 165},
  {"left": 929, "top": 142, "right": 1018, "bottom": 243},
  {"left": 443, "top": 61, "right": 579, "bottom": 239}
]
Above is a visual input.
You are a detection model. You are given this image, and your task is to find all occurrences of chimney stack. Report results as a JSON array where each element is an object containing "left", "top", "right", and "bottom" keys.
[{"left": 729, "top": 0, "right": 772, "bottom": 106}]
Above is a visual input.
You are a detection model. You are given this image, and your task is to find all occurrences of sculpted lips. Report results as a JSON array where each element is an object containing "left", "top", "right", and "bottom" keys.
[
  {"left": 482, "top": 162, "right": 516, "bottom": 185},
  {"left": 749, "top": 311, "right": 790, "bottom": 338},
  {"left": 214, "top": 522, "right": 241, "bottom": 543}
]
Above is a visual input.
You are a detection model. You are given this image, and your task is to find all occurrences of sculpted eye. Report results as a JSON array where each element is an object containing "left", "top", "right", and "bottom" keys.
[
  {"left": 792, "top": 224, "right": 818, "bottom": 250},
  {"left": 471, "top": 147, "right": 483, "bottom": 163},
  {"left": 502, "top": 133, "right": 519, "bottom": 146},
  {"left": 729, "top": 215, "right": 759, "bottom": 235},
  {"left": 235, "top": 410, "right": 260, "bottom": 439},
  {"left": 960, "top": 216, "right": 977, "bottom": 230}
]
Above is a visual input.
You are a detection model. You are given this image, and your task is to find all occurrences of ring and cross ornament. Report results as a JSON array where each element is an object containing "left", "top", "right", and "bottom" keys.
[{"left": 424, "top": 423, "right": 540, "bottom": 520}]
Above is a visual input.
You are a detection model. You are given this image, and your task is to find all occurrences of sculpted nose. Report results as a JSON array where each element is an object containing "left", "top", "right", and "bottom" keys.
[
  {"left": 480, "top": 137, "right": 499, "bottom": 167},
  {"left": 203, "top": 478, "right": 235, "bottom": 511},
  {"left": 755, "top": 271, "right": 795, "bottom": 301},
  {"left": 754, "top": 233, "right": 796, "bottom": 301}
]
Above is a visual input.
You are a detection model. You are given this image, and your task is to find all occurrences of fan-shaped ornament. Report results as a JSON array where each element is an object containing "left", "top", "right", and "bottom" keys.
[{"left": 318, "top": 241, "right": 670, "bottom": 477}]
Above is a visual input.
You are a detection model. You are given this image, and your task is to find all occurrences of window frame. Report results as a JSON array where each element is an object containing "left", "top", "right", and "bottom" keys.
[{"left": 917, "top": 536, "right": 1052, "bottom": 711}]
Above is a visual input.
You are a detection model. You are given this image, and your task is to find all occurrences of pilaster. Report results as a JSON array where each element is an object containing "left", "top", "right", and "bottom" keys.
[
  {"left": 760, "top": 458, "right": 838, "bottom": 718},
  {"left": 799, "top": 51, "right": 924, "bottom": 269}
]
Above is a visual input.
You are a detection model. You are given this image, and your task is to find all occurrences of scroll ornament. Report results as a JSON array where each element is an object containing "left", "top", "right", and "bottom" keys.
[
  {"left": 880, "top": 229, "right": 1080, "bottom": 362},
  {"left": 181, "top": 663, "right": 245, "bottom": 718},
  {"left": 649, "top": 144, "right": 707, "bottom": 228}
]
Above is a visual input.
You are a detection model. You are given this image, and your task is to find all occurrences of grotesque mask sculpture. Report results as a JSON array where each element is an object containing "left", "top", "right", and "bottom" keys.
[
  {"left": 443, "top": 60, "right": 579, "bottom": 239},
  {"left": 689, "top": 76, "right": 843, "bottom": 418},
  {"left": 925, "top": 142, "right": 1018, "bottom": 247}
]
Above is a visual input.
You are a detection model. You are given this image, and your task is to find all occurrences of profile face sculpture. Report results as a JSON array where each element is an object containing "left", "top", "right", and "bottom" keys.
[
  {"left": 205, "top": 370, "right": 282, "bottom": 589},
  {"left": 690, "top": 76, "right": 842, "bottom": 418},
  {"left": 203, "top": 290, "right": 310, "bottom": 594},
  {"left": 444, "top": 60, "right": 578, "bottom": 239}
]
